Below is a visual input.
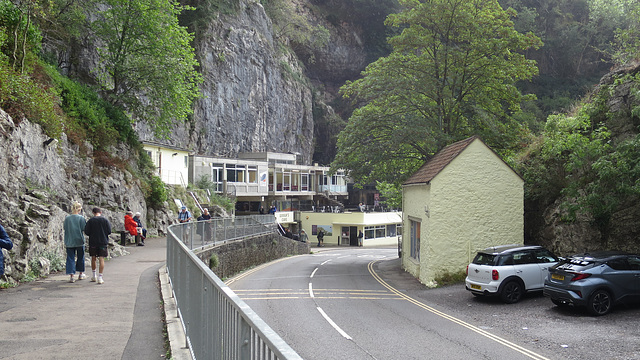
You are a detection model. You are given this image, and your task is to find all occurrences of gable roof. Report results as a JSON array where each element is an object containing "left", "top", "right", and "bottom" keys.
[{"left": 403, "top": 136, "right": 479, "bottom": 185}]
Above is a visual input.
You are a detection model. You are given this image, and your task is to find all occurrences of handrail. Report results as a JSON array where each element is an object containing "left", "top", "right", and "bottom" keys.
[{"left": 166, "top": 216, "right": 302, "bottom": 360}]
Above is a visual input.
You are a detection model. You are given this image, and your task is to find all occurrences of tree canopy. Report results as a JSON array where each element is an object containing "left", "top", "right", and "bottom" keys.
[
  {"left": 92, "top": 0, "right": 202, "bottom": 137},
  {"left": 333, "top": 0, "right": 542, "bottom": 185}
]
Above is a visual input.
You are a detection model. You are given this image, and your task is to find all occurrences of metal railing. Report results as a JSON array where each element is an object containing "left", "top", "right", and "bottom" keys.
[
  {"left": 173, "top": 215, "right": 277, "bottom": 251},
  {"left": 166, "top": 215, "right": 303, "bottom": 360}
]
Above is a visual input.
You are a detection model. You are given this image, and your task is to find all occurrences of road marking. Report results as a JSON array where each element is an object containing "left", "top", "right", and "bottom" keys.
[
  {"left": 311, "top": 268, "right": 319, "bottom": 278},
  {"left": 225, "top": 257, "right": 291, "bottom": 285},
  {"left": 321, "top": 259, "right": 332, "bottom": 266},
  {"left": 367, "top": 261, "right": 551, "bottom": 360},
  {"left": 317, "top": 307, "right": 352, "bottom": 340},
  {"left": 309, "top": 283, "right": 314, "bottom": 298}
]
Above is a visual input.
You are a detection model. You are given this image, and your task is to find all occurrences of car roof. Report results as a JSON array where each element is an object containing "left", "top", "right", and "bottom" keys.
[
  {"left": 478, "top": 244, "right": 543, "bottom": 255},
  {"left": 568, "top": 251, "right": 631, "bottom": 262}
]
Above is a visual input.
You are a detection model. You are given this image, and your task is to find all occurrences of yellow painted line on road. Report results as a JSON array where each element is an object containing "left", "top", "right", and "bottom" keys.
[
  {"left": 225, "top": 257, "right": 291, "bottom": 285},
  {"left": 367, "top": 260, "right": 551, "bottom": 360}
]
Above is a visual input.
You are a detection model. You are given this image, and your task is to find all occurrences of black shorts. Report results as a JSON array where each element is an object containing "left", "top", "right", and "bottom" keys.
[{"left": 89, "top": 246, "right": 108, "bottom": 258}]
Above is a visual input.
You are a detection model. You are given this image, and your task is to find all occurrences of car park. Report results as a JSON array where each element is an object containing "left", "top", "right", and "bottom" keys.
[
  {"left": 465, "top": 244, "right": 559, "bottom": 303},
  {"left": 543, "top": 251, "right": 640, "bottom": 315}
]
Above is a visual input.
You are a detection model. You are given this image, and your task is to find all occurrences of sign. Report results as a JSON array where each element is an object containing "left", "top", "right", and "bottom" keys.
[{"left": 275, "top": 211, "right": 294, "bottom": 224}]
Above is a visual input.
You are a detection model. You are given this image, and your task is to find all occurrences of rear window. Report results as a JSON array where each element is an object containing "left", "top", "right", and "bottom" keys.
[
  {"left": 472, "top": 253, "right": 496, "bottom": 266},
  {"left": 555, "top": 258, "right": 596, "bottom": 271}
]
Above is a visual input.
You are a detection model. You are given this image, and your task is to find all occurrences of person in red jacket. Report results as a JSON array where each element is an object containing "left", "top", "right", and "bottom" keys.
[{"left": 124, "top": 211, "right": 143, "bottom": 246}]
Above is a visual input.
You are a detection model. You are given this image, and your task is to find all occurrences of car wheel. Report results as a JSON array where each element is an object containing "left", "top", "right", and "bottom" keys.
[
  {"left": 588, "top": 289, "right": 612, "bottom": 316},
  {"left": 500, "top": 280, "right": 523, "bottom": 304}
]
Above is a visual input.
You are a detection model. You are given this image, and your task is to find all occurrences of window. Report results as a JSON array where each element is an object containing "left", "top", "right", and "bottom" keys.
[
  {"left": 386, "top": 224, "right": 397, "bottom": 237},
  {"left": 301, "top": 173, "right": 309, "bottom": 191},
  {"left": 184, "top": 155, "right": 188, "bottom": 168},
  {"left": 375, "top": 225, "right": 385, "bottom": 238},
  {"left": 364, "top": 226, "right": 375, "bottom": 239},
  {"left": 248, "top": 166, "right": 257, "bottom": 183},
  {"left": 211, "top": 165, "right": 223, "bottom": 192},
  {"left": 410, "top": 220, "right": 420, "bottom": 260},
  {"left": 226, "top": 164, "right": 245, "bottom": 182}
]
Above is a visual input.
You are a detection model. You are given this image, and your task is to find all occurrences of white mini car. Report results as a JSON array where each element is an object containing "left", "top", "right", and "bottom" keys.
[{"left": 465, "top": 245, "right": 559, "bottom": 303}]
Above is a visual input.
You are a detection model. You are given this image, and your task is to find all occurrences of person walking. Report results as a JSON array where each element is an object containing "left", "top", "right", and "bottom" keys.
[
  {"left": 0, "top": 222, "right": 13, "bottom": 276},
  {"left": 358, "top": 230, "right": 364, "bottom": 247},
  {"left": 84, "top": 207, "right": 111, "bottom": 284},
  {"left": 317, "top": 228, "right": 324, "bottom": 247},
  {"left": 300, "top": 229, "right": 308, "bottom": 243},
  {"left": 63, "top": 201, "right": 87, "bottom": 282}
]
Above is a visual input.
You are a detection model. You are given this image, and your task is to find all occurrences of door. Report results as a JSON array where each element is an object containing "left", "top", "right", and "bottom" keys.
[{"left": 349, "top": 226, "right": 358, "bottom": 246}]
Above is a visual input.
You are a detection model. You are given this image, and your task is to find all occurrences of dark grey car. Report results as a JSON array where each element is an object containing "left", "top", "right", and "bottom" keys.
[{"left": 543, "top": 251, "right": 640, "bottom": 315}]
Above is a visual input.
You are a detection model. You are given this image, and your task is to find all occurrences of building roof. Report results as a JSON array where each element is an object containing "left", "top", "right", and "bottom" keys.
[{"left": 403, "top": 136, "right": 478, "bottom": 185}]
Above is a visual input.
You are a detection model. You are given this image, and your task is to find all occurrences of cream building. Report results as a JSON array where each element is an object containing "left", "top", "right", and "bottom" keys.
[
  {"left": 401, "top": 136, "right": 524, "bottom": 286},
  {"left": 142, "top": 141, "right": 191, "bottom": 187}
]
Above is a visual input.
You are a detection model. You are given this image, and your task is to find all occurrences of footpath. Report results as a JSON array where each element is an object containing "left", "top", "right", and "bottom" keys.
[{"left": 0, "top": 236, "right": 168, "bottom": 360}]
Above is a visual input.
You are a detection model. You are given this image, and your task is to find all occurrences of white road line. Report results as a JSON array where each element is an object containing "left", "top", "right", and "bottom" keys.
[
  {"left": 321, "top": 259, "right": 332, "bottom": 266},
  {"left": 310, "top": 268, "right": 319, "bottom": 278},
  {"left": 317, "top": 307, "right": 352, "bottom": 340},
  {"left": 309, "top": 283, "right": 314, "bottom": 298}
]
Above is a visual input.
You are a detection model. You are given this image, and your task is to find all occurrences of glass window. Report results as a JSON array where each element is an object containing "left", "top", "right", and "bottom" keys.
[
  {"left": 248, "top": 166, "right": 257, "bottom": 183},
  {"left": 364, "top": 226, "right": 375, "bottom": 239},
  {"left": 375, "top": 225, "right": 385, "bottom": 238},
  {"left": 410, "top": 220, "right": 420, "bottom": 260},
  {"left": 386, "top": 224, "right": 397, "bottom": 237}
]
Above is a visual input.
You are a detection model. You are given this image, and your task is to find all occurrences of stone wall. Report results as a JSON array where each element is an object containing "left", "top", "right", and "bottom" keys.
[{"left": 196, "top": 234, "right": 310, "bottom": 279}]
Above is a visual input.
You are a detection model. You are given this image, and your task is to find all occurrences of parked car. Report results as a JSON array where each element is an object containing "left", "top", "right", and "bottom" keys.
[
  {"left": 465, "top": 245, "right": 559, "bottom": 303},
  {"left": 543, "top": 251, "right": 640, "bottom": 316}
]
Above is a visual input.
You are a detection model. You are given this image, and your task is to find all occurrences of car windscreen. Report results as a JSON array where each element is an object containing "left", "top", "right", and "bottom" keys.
[{"left": 472, "top": 253, "right": 497, "bottom": 266}]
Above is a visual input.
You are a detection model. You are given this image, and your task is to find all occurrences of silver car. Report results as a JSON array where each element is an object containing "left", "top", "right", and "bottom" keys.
[{"left": 543, "top": 251, "right": 640, "bottom": 315}]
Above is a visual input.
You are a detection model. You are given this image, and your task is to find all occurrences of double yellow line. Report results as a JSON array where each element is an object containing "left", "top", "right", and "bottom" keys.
[{"left": 367, "top": 260, "right": 551, "bottom": 360}]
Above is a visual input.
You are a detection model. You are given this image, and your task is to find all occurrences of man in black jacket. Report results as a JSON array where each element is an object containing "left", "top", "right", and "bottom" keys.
[{"left": 84, "top": 207, "right": 111, "bottom": 284}]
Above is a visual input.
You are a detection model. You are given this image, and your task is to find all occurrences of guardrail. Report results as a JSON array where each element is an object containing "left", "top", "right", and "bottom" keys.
[
  {"left": 166, "top": 216, "right": 303, "bottom": 360},
  {"left": 174, "top": 215, "right": 277, "bottom": 251}
]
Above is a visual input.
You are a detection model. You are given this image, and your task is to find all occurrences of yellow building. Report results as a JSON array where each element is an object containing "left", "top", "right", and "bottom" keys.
[
  {"left": 280, "top": 211, "right": 402, "bottom": 247},
  {"left": 142, "top": 141, "right": 191, "bottom": 187},
  {"left": 401, "top": 136, "right": 524, "bottom": 286}
]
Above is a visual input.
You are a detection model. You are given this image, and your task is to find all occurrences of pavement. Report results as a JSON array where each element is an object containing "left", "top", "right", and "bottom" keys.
[{"left": 0, "top": 236, "right": 170, "bottom": 360}]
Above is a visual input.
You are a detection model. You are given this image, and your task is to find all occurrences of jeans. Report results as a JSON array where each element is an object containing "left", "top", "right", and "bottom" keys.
[{"left": 66, "top": 246, "right": 85, "bottom": 275}]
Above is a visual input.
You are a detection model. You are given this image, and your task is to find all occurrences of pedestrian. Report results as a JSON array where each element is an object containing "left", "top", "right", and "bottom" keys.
[
  {"left": 178, "top": 206, "right": 192, "bottom": 223},
  {"left": 0, "top": 222, "right": 13, "bottom": 276},
  {"left": 358, "top": 230, "right": 364, "bottom": 247},
  {"left": 300, "top": 229, "right": 308, "bottom": 243},
  {"left": 124, "top": 210, "right": 143, "bottom": 246},
  {"left": 259, "top": 206, "right": 265, "bottom": 214},
  {"left": 84, "top": 207, "right": 111, "bottom": 284},
  {"left": 63, "top": 201, "right": 87, "bottom": 282},
  {"left": 317, "top": 228, "right": 324, "bottom": 247},
  {"left": 133, "top": 212, "right": 147, "bottom": 242}
]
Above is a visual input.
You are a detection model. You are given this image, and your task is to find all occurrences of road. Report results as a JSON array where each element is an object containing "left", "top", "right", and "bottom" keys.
[{"left": 227, "top": 247, "right": 568, "bottom": 360}]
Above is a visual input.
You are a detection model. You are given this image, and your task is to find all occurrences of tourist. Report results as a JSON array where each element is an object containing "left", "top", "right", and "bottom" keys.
[
  {"left": 63, "top": 201, "right": 87, "bottom": 282},
  {"left": 0, "top": 222, "right": 13, "bottom": 276},
  {"left": 84, "top": 207, "right": 111, "bottom": 284}
]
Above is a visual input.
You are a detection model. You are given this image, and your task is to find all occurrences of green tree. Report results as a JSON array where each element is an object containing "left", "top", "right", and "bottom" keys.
[
  {"left": 91, "top": 0, "right": 202, "bottom": 137},
  {"left": 334, "top": 0, "right": 542, "bottom": 184}
]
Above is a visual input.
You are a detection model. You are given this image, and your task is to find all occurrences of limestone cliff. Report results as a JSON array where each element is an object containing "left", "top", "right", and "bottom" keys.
[{"left": 0, "top": 109, "right": 174, "bottom": 283}]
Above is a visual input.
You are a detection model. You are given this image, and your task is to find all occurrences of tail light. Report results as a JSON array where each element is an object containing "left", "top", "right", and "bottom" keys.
[
  {"left": 570, "top": 272, "right": 591, "bottom": 281},
  {"left": 492, "top": 269, "right": 499, "bottom": 280},
  {"left": 466, "top": 265, "right": 469, "bottom": 275}
]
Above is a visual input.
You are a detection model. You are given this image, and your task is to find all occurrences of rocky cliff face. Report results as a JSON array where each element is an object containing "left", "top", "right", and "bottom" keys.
[
  {"left": 526, "top": 63, "right": 640, "bottom": 256},
  {"left": 0, "top": 109, "right": 173, "bottom": 283}
]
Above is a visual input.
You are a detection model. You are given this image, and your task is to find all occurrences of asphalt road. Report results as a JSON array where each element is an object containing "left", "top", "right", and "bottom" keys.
[{"left": 225, "top": 246, "right": 640, "bottom": 360}]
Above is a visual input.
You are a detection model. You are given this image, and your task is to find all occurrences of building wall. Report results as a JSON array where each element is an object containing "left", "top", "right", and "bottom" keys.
[
  {"left": 299, "top": 211, "right": 401, "bottom": 247},
  {"left": 143, "top": 144, "right": 189, "bottom": 186},
  {"left": 419, "top": 139, "right": 524, "bottom": 284},
  {"left": 402, "top": 184, "right": 430, "bottom": 280}
]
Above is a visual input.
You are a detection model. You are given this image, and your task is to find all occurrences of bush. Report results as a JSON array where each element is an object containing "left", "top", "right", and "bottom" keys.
[{"left": 146, "top": 176, "right": 168, "bottom": 209}]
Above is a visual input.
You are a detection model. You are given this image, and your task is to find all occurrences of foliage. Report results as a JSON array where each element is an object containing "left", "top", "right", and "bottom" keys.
[
  {"left": 209, "top": 253, "right": 219, "bottom": 268},
  {"left": 195, "top": 175, "right": 235, "bottom": 213},
  {"left": 0, "top": 0, "right": 42, "bottom": 73},
  {"left": 146, "top": 176, "right": 168, "bottom": 209},
  {"left": 45, "top": 64, "right": 137, "bottom": 149},
  {"left": 434, "top": 269, "right": 467, "bottom": 286},
  {"left": 375, "top": 181, "right": 402, "bottom": 209},
  {"left": 334, "top": 0, "right": 542, "bottom": 185},
  {"left": 612, "top": 1, "right": 640, "bottom": 64},
  {"left": 91, "top": 0, "right": 202, "bottom": 138},
  {"left": 262, "top": 0, "right": 330, "bottom": 62}
]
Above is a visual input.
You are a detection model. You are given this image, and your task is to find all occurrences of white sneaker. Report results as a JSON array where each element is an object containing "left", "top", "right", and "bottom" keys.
[
  {"left": 97, "top": 278, "right": 104, "bottom": 284},
  {"left": 78, "top": 274, "right": 86, "bottom": 280},
  {"left": 69, "top": 276, "right": 75, "bottom": 283},
  {"left": 91, "top": 276, "right": 97, "bottom": 282}
]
